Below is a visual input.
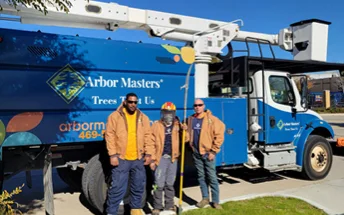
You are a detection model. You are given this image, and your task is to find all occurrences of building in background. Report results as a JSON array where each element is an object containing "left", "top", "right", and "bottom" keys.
[{"left": 306, "top": 71, "right": 344, "bottom": 108}]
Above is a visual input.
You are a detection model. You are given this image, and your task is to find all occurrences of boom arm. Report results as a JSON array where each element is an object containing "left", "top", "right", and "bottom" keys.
[
  {"left": 0, "top": 0, "right": 332, "bottom": 97},
  {"left": 0, "top": 1, "right": 281, "bottom": 51}
]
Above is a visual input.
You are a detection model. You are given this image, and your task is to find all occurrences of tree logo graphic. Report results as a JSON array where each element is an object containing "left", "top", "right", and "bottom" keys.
[
  {"left": 277, "top": 119, "right": 284, "bottom": 130},
  {"left": 46, "top": 64, "right": 86, "bottom": 104}
]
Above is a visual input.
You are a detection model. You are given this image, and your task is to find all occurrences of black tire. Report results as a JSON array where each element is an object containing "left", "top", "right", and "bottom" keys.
[
  {"left": 301, "top": 135, "right": 333, "bottom": 180},
  {"left": 57, "top": 167, "right": 83, "bottom": 191},
  {"left": 87, "top": 154, "right": 147, "bottom": 214},
  {"left": 81, "top": 155, "right": 99, "bottom": 207},
  {"left": 87, "top": 154, "right": 108, "bottom": 213}
]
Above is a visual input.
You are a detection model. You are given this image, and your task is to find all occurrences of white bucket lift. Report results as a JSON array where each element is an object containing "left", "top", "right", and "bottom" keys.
[{"left": 279, "top": 19, "right": 331, "bottom": 62}]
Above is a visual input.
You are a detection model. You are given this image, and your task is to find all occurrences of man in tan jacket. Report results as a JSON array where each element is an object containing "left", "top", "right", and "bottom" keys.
[
  {"left": 187, "top": 99, "right": 225, "bottom": 210},
  {"left": 105, "top": 92, "right": 155, "bottom": 215},
  {"left": 149, "top": 102, "right": 188, "bottom": 215}
]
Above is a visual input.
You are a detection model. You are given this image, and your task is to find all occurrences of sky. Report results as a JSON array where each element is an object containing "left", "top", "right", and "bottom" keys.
[{"left": 0, "top": 0, "right": 344, "bottom": 64}]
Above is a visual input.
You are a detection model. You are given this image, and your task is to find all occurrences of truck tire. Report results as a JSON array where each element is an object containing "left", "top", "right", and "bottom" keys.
[
  {"left": 81, "top": 155, "right": 99, "bottom": 206},
  {"left": 86, "top": 154, "right": 147, "bottom": 214},
  {"left": 301, "top": 135, "right": 333, "bottom": 180},
  {"left": 86, "top": 154, "right": 109, "bottom": 212},
  {"left": 57, "top": 167, "right": 83, "bottom": 191}
]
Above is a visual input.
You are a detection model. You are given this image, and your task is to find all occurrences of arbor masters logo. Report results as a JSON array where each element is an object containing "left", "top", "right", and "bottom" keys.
[{"left": 46, "top": 64, "right": 87, "bottom": 104}]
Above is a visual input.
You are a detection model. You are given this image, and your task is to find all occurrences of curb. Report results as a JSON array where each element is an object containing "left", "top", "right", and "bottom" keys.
[
  {"left": 320, "top": 113, "right": 344, "bottom": 116},
  {"left": 173, "top": 193, "right": 336, "bottom": 215}
]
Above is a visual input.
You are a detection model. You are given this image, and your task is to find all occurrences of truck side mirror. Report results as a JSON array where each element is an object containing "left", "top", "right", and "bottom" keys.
[
  {"left": 300, "top": 77, "right": 308, "bottom": 110},
  {"left": 301, "top": 97, "right": 308, "bottom": 108}
]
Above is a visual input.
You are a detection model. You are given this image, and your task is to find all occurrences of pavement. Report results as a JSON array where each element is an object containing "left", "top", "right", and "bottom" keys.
[
  {"left": 320, "top": 113, "right": 344, "bottom": 140},
  {"left": 3, "top": 113, "right": 344, "bottom": 215},
  {"left": 275, "top": 178, "right": 344, "bottom": 215},
  {"left": 177, "top": 155, "right": 344, "bottom": 215}
]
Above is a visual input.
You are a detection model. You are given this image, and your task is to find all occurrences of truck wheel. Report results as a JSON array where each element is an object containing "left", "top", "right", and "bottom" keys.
[
  {"left": 86, "top": 154, "right": 109, "bottom": 212},
  {"left": 86, "top": 154, "right": 147, "bottom": 214},
  {"left": 81, "top": 155, "right": 99, "bottom": 206},
  {"left": 301, "top": 135, "right": 333, "bottom": 180},
  {"left": 57, "top": 167, "right": 83, "bottom": 191}
]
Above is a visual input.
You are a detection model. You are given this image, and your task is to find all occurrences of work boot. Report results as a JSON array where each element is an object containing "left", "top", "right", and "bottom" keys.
[
  {"left": 130, "top": 209, "right": 144, "bottom": 215},
  {"left": 166, "top": 205, "right": 176, "bottom": 212},
  {"left": 196, "top": 198, "right": 209, "bottom": 208},
  {"left": 152, "top": 209, "right": 160, "bottom": 215},
  {"left": 213, "top": 203, "right": 223, "bottom": 210}
]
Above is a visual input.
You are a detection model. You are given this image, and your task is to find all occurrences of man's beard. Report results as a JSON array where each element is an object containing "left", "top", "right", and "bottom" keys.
[{"left": 125, "top": 105, "right": 136, "bottom": 115}]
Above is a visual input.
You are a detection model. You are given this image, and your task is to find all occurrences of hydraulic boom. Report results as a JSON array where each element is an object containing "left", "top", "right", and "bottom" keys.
[{"left": 0, "top": 0, "right": 332, "bottom": 97}]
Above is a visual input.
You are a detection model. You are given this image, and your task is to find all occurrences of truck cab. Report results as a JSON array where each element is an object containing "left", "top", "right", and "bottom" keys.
[{"left": 209, "top": 54, "right": 344, "bottom": 180}]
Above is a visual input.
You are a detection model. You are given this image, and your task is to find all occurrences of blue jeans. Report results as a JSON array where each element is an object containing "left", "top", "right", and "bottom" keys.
[
  {"left": 192, "top": 152, "right": 219, "bottom": 204},
  {"left": 106, "top": 158, "right": 146, "bottom": 215}
]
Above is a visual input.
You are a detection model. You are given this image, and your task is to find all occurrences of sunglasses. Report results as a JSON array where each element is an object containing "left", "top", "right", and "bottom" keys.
[
  {"left": 127, "top": 100, "right": 138, "bottom": 104},
  {"left": 194, "top": 104, "right": 203, "bottom": 107}
]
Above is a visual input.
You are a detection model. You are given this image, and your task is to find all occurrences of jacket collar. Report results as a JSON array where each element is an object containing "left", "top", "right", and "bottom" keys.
[{"left": 192, "top": 109, "right": 212, "bottom": 118}]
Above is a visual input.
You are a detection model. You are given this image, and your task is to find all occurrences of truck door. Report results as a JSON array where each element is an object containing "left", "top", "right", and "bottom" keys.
[{"left": 252, "top": 71, "right": 303, "bottom": 144}]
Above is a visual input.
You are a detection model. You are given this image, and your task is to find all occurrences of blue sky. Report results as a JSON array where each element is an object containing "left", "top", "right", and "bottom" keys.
[{"left": 1, "top": 0, "right": 344, "bottom": 63}]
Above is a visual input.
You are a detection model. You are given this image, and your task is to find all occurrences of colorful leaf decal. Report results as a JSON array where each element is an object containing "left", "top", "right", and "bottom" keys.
[
  {"left": 0, "top": 120, "right": 5, "bottom": 145},
  {"left": 2, "top": 132, "right": 42, "bottom": 147},
  {"left": 6, "top": 112, "right": 44, "bottom": 132},
  {"left": 162, "top": 45, "right": 181, "bottom": 54},
  {"left": 181, "top": 47, "right": 195, "bottom": 64}
]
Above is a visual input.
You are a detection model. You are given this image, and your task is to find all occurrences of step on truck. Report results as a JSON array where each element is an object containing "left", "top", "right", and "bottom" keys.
[{"left": 0, "top": 1, "right": 344, "bottom": 214}]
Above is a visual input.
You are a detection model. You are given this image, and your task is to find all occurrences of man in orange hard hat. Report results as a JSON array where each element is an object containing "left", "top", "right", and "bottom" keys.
[{"left": 150, "top": 102, "right": 188, "bottom": 215}]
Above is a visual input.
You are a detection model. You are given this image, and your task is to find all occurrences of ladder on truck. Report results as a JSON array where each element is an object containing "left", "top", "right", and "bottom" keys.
[{"left": 243, "top": 38, "right": 276, "bottom": 148}]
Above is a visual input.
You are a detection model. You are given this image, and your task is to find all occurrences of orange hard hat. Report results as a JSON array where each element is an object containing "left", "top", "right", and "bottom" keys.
[{"left": 161, "top": 102, "right": 176, "bottom": 111}]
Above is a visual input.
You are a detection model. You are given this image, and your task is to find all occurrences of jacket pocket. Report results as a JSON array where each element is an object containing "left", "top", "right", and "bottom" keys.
[
  {"left": 114, "top": 133, "right": 123, "bottom": 155},
  {"left": 202, "top": 134, "right": 213, "bottom": 151}
]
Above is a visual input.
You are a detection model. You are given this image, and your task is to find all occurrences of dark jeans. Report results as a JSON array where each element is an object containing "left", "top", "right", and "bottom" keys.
[
  {"left": 153, "top": 155, "right": 178, "bottom": 210},
  {"left": 106, "top": 158, "right": 146, "bottom": 215},
  {"left": 192, "top": 152, "right": 219, "bottom": 204}
]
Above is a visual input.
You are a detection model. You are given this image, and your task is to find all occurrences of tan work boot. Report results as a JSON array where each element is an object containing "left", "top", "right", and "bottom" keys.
[
  {"left": 196, "top": 198, "right": 209, "bottom": 208},
  {"left": 213, "top": 203, "right": 223, "bottom": 210},
  {"left": 130, "top": 209, "right": 144, "bottom": 215},
  {"left": 152, "top": 209, "right": 160, "bottom": 215},
  {"left": 166, "top": 206, "right": 176, "bottom": 212}
]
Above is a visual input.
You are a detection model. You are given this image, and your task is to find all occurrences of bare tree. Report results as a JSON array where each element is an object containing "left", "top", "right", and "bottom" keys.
[{"left": 0, "top": 0, "right": 73, "bottom": 15}]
